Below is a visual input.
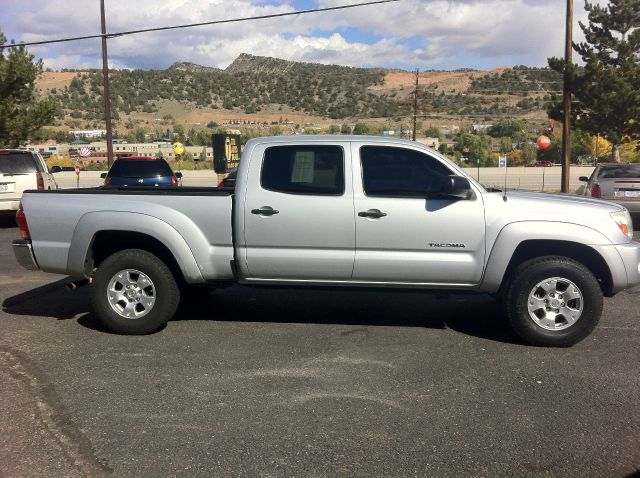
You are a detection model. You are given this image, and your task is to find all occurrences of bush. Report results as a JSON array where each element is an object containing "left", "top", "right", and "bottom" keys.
[
  {"left": 169, "top": 160, "right": 211, "bottom": 171},
  {"left": 82, "top": 161, "right": 109, "bottom": 171},
  {"left": 46, "top": 155, "right": 75, "bottom": 169}
]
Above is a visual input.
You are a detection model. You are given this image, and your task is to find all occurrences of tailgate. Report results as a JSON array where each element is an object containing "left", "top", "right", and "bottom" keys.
[
  {"left": 0, "top": 173, "right": 33, "bottom": 201},
  {"left": 612, "top": 179, "right": 640, "bottom": 200}
]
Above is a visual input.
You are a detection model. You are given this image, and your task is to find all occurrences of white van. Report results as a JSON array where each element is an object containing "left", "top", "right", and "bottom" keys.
[{"left": 0, "top": 150, "right": 58, "bottom": 211}]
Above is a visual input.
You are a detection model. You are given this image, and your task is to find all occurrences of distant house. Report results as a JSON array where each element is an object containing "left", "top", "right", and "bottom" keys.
[
  {"left": 69, "top": 129, "right": 106, "bottom": 138},
  {"left": 439, "top": 141, "right": 457, "bottom": 150},
  {"left": 472, "top": 124, "right": 493, "bottom": 134},
  {"left": 417, "top": 137, "right": 439, "bottom": 149},
  {"left": 22, "top": 140, "right": 59, "bottom": 158}
]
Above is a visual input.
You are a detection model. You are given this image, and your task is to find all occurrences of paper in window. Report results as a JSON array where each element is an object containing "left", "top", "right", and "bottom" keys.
[{"left": 291, "top": 152, "right": 315, "bottom": 183}]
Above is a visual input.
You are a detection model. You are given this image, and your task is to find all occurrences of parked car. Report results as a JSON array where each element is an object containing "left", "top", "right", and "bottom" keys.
[
  {"left": 50, "top": 165, "right": 77, "bottom": 173},
  {"left": 578, "top": 163, "right": 640, "bottom": 213},
  {"left": 101, "top": 156, "right": 182, "bottom": 187},
  {"left": 526, "top": 161, "right": 553, "bottom": 167},
  {"left": 217, "top": 168, "right": 237, "bottom": 188},
  {"left": 0, "top": 149, "right": 58, "bottom": 211},
  {"left": 12, "top": 136, "right": 640, "bottom": 347}
]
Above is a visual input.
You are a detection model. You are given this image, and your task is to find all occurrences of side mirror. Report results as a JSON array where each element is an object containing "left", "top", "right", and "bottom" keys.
[
  {"left": 100, "top": 173, "right": 107, "bottom": 179},
  {"left": 174, "top": 171, "right": 183, "bottom": 179},
  {"left": 579, "top": 176, "right": 589, "bottom": 182},
  {"left": 438, "top": 175, "right": 473, "bottom": 199},
  {"left": 50, "top": 165, "right": 61, "bottom": 173}
]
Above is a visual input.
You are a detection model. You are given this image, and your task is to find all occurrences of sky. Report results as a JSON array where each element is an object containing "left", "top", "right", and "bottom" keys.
[{"left": 0, "top": 0, "right": 597, "bottom": 72}]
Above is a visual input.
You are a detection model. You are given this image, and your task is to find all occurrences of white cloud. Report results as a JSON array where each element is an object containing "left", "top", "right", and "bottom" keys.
[{"left": 2, "top": 0, "right": 595, "bottom": 71}]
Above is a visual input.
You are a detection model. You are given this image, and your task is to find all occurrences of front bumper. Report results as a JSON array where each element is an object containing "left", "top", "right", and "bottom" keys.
[
  {"left": 12, "top": 239, "right": 40, "bottom": 271},
  {"left": 614, "top": 241, "right": 640, "bottom": 290}
]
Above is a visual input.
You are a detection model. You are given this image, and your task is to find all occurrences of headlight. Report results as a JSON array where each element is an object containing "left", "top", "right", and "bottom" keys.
[{"left": 610, "top": 209, "right": 633, "bottom": 240}]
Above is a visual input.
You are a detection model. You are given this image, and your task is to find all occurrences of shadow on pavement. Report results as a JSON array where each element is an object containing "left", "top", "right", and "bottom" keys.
[
  {"left": 1, "top": 277, "right": 94, "bottom": 322},
  {"left": 0, "top": 211, "right": 17, "bottom": 229},
  {"left": 172, "top": 285, "right": 522, "bottom": 345},
  {"left": 2, "top": 281, "right": 523, "bottom": 345}
]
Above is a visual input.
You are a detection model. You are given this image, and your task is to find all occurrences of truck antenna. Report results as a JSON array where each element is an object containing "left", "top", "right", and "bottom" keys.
[{"left": 503, "top": 157, "right": 508, "bottom": 202}]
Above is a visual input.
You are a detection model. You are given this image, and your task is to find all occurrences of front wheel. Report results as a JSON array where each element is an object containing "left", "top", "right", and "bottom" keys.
[
  {"left": 90, "top": 249, "right": 180, "bottom": 334},
  {"left": 502, "top": 256, "right": 603, "bottom": 347}
]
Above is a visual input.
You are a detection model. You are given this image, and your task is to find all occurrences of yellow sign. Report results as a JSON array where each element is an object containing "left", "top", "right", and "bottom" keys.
[{"left": 172, "top": 142, "right": 185, "bottom": 155}]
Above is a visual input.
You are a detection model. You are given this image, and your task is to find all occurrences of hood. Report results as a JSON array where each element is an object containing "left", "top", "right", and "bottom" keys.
[
  {"left": 504, "top": 190, "right": 624, "bottom": 213},
  {"left": 481, "top": 190, "right": 629, "bottom": 245}
]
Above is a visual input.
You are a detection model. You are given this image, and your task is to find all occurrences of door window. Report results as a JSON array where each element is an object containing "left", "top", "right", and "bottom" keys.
[
  {"left": 261, "top": 145, "right": 344, "bottom": 195},
  {"left": 360, "top": 146, "right": 452, "bottom": 197}
]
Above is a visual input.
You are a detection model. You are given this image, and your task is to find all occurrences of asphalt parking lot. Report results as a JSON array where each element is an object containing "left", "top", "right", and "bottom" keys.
[{"left": 1, "top": 213, "right": 639, "bottom": 477}]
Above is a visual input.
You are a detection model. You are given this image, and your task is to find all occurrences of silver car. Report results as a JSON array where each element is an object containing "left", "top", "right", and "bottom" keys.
[
  {"left": 579, "top": 163, "right": 640, "bottom": 214},
  {"left": 0, "top": 149, "right": 58, "bottom": 211}
]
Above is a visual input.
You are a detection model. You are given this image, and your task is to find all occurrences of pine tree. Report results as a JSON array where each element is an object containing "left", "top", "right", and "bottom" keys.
[
  {"left": 0, "top": 31, "right": 57, "bottom": 147},
  {"left": 548, "top": 0, "right": 640, "bottom": 162}
]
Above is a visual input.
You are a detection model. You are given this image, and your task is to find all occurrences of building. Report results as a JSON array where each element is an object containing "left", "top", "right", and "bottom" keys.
[
  {"left": 69, "top": 129, "right": 107, "bottom": 139},
  {"left": 22, "top": 140, "right": 60, "bottom": 158},
  {"left": 58, "top": 141, "right": 214, "bottom": 162}
]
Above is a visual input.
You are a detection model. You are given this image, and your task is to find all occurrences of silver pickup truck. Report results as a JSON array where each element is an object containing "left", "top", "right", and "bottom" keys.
[{"left": 12, "top": 136, "right": 640, "bottom": 346}]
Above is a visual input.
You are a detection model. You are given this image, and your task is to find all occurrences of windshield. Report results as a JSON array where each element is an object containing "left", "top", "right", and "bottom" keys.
[
  {"left": 597, "top": 164, "right": 640, "bottom": 179},
  {"left": 0, "top": 152, "right": 38, "bottom": 174},
  {"left": 108, "top": 159, "right": 173, "bottom": 177}
]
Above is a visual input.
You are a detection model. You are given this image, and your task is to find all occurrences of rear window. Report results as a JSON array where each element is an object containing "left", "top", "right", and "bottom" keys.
[
  {"left": 0, "top": 152, "right": 38, "bottom": 174},
  {"left": 597, "top": 164, "right": 640, "bottom": 179},
  {"left": 108, "top": 159, "right": 173, "bottom": 177},
  {"left": 261, "top": 145, "right": 344, "bottom": 195}
]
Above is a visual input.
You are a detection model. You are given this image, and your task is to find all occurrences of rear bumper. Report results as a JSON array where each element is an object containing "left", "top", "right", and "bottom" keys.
[
  {"left": 0, "top": 199, "right": 20, "bottom": 211},
  {"left": 12, "top": 239, "right": 40, "bottom": 271},
  {"left": 604, "top": 198, "right": 640, "bottom": 213}
]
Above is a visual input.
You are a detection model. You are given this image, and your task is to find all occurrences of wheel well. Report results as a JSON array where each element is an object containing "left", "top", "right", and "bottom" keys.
[
  {"left": 500, "top": 240, "right": 613, "bottom": 296},
  {"left": 88, "top": 231, "right": 185, "bottom": 284}
]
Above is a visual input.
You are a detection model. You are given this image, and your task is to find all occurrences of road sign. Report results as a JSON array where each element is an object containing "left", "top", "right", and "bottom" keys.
[
  {"left": 79, "top": 147, "right": 91, "bottom": 157},
  {"left": 498, "top": 156, "right": 507, "bottom": 168},
  {"left": 75, "top": 165, "right": 80, "bottom": 174}
]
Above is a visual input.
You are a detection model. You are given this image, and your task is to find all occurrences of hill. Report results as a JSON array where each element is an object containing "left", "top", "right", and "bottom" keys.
[{"left": 37, "top": 54, "right": 562, "bottom": 134}]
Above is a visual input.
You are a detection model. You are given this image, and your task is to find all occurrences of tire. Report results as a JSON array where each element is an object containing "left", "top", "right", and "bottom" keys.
[
  {"left": 90, "top": 249, "right": 180, "bottom": 335},
  {"left": 502, "top": 256, "right": 603, "bottom": 347}
]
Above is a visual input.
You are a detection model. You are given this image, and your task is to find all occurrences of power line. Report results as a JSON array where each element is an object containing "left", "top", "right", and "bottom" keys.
[{"left": 0, "top": 0, "right": 400, "bottom": 49}]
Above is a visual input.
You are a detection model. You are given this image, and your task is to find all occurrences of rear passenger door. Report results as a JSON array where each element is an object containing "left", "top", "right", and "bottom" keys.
[{"left": 242, "top": 142, "right": 355, "bottom": 281}]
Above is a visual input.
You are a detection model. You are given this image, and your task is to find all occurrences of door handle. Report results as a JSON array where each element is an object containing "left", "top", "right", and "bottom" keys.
[
  {"left": 358, "top": 209, "right": 387, "bottom": 219},
  {"left": 251, "top": 206, "right": 279, "bottom": 216}
]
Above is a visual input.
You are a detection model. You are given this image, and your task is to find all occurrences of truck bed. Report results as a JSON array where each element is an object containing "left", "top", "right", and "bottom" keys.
[{"left": 21, "top": 187, "right": 235, "bottom": 282}]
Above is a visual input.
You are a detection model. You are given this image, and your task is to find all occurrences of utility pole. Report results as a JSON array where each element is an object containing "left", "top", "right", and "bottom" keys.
[
  {"left": 100, "top": 0, "right": 114, "bottom": 166},
  {"left": 412, "top": 68, "right": 419, "bottom": 141},
  {"left": 561, "top": 0, "right": 573, "bottom": 193}
]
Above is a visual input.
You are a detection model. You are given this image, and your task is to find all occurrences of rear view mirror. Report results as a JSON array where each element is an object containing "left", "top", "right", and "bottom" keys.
[
  {"left": 100, "top": 173, "right": 107, "bottom": 179},
  {"left": 437, "top": 175, "right": 473, "bottom": 199},
  {"left": 50, "top": 165, "right": 62, "bottom": 173}
]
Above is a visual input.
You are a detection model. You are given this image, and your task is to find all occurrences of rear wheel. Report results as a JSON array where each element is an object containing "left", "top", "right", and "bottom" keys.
[
  {"left": 502, "top": 256, "right": 603, "bottom": 347},
  {"left": 91, "top": 249, "right": 180, "bottom": 334}
]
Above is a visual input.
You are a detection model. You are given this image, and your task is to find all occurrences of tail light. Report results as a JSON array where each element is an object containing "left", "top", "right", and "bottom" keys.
[
  {"left": 36, "top": 171, "right": 45, "bottom": 190},
  {"left": 591, "top": 184, "right": 601, "bottom": 198},
  {"left": 16, "top": 204, "right": 31, "bottom": 240},
  {"left": 171, "top": 175, "right": 177, "bottom": 187},
  {"left": 104, "top": 176, "right": 111, "bottom": 186},
  {"left": 217, "top": 179, "right": 224, "bottom": 188}
]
